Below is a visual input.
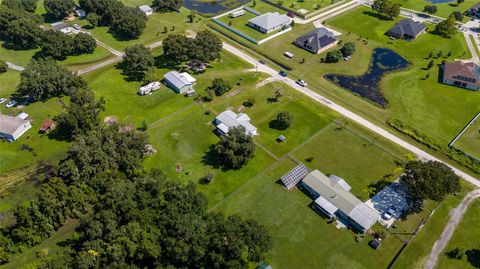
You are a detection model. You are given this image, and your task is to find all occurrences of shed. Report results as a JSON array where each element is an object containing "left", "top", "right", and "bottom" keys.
[
  {"left": 139, "top": 5, "right": 153, "bottom": 16},
  {"left": 163, "top": 71, "right": 196, "bottom": 94},
  {"left": 75, "top": 9, "right": 86, "bottom": 18},
  {"left": 277, "top": 134, "right": 286, "bottom": 142},
  {"left": 40, "top": 119, "right": 55, "bottom": 133},
  {"left": 369, "top": 239, "right": 382, "bottom": 249}
]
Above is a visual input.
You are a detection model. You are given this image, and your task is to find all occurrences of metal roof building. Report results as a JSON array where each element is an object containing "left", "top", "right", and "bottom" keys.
[
  {"left": 280, "top": 163, "right": 309, "bottom": 189},
  {"left": 163, "top": 71, "right": 196, "bottom": 94},
  {"left": 0, "top": 114, "right": 32, "bottom": 141},
  {"left": 248, "top": 12, "right": 291, "bottom": 34},
  {"left": 214, "top": 110, "right": 257, "bottom": 136},
  {"left": 302, "top": 170, "right": 379, "bottom": 233}
]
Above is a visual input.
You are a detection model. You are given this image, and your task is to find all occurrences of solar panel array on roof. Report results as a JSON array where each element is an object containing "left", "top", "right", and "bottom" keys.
[{"left": 280, "top": 163, "right": 309, "bottom": 190}]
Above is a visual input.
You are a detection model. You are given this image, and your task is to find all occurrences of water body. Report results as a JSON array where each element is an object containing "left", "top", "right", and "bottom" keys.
[
  {"left": 324, "top": 48, "right": 410, "bottom": 108},
  {"left": 185, "top": 0, "right": 248, "bottom": 14},
  {"left": 427, "top": 0, "right": 453, "bottom": 4}
]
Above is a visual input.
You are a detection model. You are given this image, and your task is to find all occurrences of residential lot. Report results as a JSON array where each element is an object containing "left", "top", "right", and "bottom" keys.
[
  {"left": 391, "top": 0, "right": 478, "bottom": 18},
  {"left": 452, "top": 116, "right": 480, "bottom": 160}
]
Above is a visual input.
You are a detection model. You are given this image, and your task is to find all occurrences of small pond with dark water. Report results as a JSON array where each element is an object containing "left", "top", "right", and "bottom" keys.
[
  {"left": 185, "top": 0, "right": 248, "bottom": 14},
  {"left": 324, "top": 48, "right": 410, "bottom": 108}
]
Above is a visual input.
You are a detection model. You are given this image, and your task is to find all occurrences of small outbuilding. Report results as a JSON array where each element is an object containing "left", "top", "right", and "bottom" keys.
[
  {"left": 75, "top": 9, "right": 86, "bottom": 18},
  {"left": 386, "top": 18, "right": 426, "bottom": 40},
  {"left": 0, "top": 114, "right": 32, "bottom": 141},
  {"left": 51, "top": 22, "right": 72, "bottom": 34},
  {"left": 139, "top": 5, "right": 153, "bottom": 16},
  {"left": 139, "top": 81, "right": 161, "bottom": 95},
  {"left": 229, "top": 9, "right": 245, "bottom": 18},
  {"left": 39, "top": 119, "right": 55, "bottom": 133},
  {"left": 369, "top": 239, "right": 382, "bottom": 249},
  {"left": 163, "top": 71, "right": 196, "bottom": 94},
  {"left": 277, "top": 134, "right": 286, "bottom": 142}
]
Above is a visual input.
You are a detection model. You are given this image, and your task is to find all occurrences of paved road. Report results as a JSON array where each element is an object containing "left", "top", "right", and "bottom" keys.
[
  {"left": 424, "top": 189, "right": 480, "bottom": 269},
  {"left": 293, "top": 0, "right": 359, "bottom": 24},
  {"left": 222, "top": 42, "right": 480, "bottom": 187},
  {"left": 6, "top": 62, "right": 24, "bottom": 71},
  {"left": 463, "top": 32, "right": 479, "bottom": 64}
]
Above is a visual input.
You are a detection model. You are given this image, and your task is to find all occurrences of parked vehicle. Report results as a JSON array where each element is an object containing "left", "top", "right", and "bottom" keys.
[
  {"left": 297, "top": 79, "right": 307, "bottom": 87},
  {"left": 279, "top": 70, "right": 288, "bottom": 77},
  {"left": 284, "top": 51, "right": 294, "bottom": 58},
  {"left": 5, "top": 100, "right": 17, "bottom": 108},
  {"left": 73, "top": 24, "right": 81, "bottom": 30},
  {"left": 0, "top": 98, "right": 6, "bottom": 104},
  {"left": 287, "top": 12, "right": 295, "bottom": 18},
  {"left": 259, "top": 59, "right": 267, "bottom": 64}
]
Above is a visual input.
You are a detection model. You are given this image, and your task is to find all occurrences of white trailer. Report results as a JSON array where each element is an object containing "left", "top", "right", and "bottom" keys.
[
  {"left": 139, "top": 81, "right": 161, "bottom": 95},
  {"left": 229, "top": 10, "right": 246, "bottom": 18}
]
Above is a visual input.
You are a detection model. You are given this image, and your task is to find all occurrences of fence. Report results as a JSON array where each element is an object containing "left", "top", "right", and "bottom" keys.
[{"left": 211, "top": 18, "right": 260, "bottom": 44}]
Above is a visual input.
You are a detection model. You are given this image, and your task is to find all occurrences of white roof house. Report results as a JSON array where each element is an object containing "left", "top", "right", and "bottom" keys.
[
  {"left": 16, "top": 112, "right": 29, "bottom": 120},
  {"left": 139, "top": 5, "right": 153, "bottom": 16},
  {"left": 301, "top": 170, "right": 380, "bottom": 233},
  {"left": 214, "top": 110, "right": 257, "bottom": 136},
  {"left": 139, "top": 81, "right": 161, "bottom": 95},
  {"left": 248, "top": 12, "right": 291, "bottom": 34},
  {"left": 163, "top": 71, "right": 196, "bottom": 94},
  {"left": 51, "top": 22, "right": 72, "bottom": 34},
  {"left": 75, "top": 9, "right": 86, "bottom": 18},
  {"left": 0, "top": 114, "right": 32, "bottom": 141}
]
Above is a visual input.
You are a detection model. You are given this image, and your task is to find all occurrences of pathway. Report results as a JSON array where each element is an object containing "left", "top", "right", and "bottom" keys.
[
  {"left": 463, "top": 32, "right": 479, "bottom": 64},
  {"left": 222, "top": 42, "right": 480, "bottom": 187},
  {"left": 5, "top": 62, "right": 24, "bottom": 71},
  {"left": 424, "top": 189, "right": 480, "bottom": 269}
]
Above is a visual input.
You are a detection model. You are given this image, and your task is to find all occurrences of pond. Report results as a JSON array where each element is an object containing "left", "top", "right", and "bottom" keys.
[
  {"left": 427, "top": 0, "right": 453, "bottom": 4},
  {"left": 185, "top": 0, "right": 248, "bottom": 14},
  {"left": 324, "top": 48, "right": 410, "bottom": 108}
]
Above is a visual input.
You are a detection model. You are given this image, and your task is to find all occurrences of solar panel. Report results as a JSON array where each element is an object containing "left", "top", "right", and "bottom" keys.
[{"left": 280, "top": 163, "right": 309, "bottom": 190}]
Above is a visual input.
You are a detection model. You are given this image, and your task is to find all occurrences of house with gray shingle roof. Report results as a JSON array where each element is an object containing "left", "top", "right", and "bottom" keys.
[
  {"left": 248, "top": 12, "right": 291, "bottom": 34},
  {"left": 294, "top": 28, "right": 338, "bottom": 54},
  {"left": 386, "top": 18, "right": 426, "bottom": 40}
]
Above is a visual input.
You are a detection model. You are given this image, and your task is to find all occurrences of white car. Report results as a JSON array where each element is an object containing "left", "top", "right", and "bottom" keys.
[
  {"left": 0, "top": 98, "right": 6, "bottom": 104},
  {"left": 5, "top": 100, "right": 17, "bottom": 108},
  {"left": 297, "top": 79, "right": 307, "bottom": 87}
]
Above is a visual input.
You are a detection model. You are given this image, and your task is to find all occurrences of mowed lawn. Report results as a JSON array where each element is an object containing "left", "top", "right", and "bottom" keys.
[
  {"left": 217, "top": 10, "right": 281, "bottom": 41},
  {"left": 435, "top": 199, "right": 480, "bottom": 269},
  {"left": 391, "top": 0, "right": 478, "bottom": 18},
  {"left": 452, "top": 116, "right": 480, "bottom": 159},
  {"left": 0, "top": 70, "right": 69, "bottom": 174}
]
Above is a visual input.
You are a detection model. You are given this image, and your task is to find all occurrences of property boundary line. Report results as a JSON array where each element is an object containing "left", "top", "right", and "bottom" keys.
[{"left": 448, "top": 111, "right": 480, "bottom": 147}]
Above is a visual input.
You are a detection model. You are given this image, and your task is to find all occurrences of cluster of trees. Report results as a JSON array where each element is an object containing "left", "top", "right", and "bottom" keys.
[
  {"left": 0, "top": 6, "right": 42, "bottom": 50},
  {"left": 79, "top": 0, "right": 147, "bottom": 39},
  {"left": 163, "top": 30, "right": 223, "bottom": 64},
  {"left": 435, "top": 13, "right": 458, "bottom": 37},
  {"left": 41, "top": 31, "right": 96, "bottom": 60},
  {"left": 121, "top": 44, "right": 155, "bottom": 80},
  {"left": 423, "top": 4, "right": 437, "bottom": 14},
  {"left": 325, "top": 42, "right": 356, "bottom": 63},
  {"left": 43, "top": 0, "right": 74, "bottom": 19},
  {"left": 0, "top": 60, "right": 7, "bottom": 73},
  {"left": 400, "top": 160, "right": 461, "bottom": 214},
  {"left": 212, "top": 126, "right": 256, "bottom": 169},
  {"left": 275, "top": 111, "right": 294, "bottom": 130},
  {"left": 1, "top": 0, "right": 37, "bottom": 13},
  {"left": 151, "top": 0, "right": 183, "bottom": 11},
  {"left": 15, "top": 59, "right": 86, "bottom": 101},
  {"left": 209, "top": 78, "right": 232, "bottom": 96},
  {"left": 371, "top": 0, "right": 400, "bottom": 20}
]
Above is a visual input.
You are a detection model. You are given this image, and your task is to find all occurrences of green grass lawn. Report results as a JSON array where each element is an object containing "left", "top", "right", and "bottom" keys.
[
  {"left": 392, "top": 0, "right": 478, "bottom": 18},
  {"left": 452, "top": 115, "right": 480, "bottom": 159},
  {"left": 217, "top": 10, "right": 281, "bottom": 41},
  {"left": 224, "top": 6, "right": 479, "bottom": 148},
  {"left": 435, "top": 199, "right": 480, "bottom": 269},
  {"left": 273, "top": 0, "right": 342, "bottom": 15}
]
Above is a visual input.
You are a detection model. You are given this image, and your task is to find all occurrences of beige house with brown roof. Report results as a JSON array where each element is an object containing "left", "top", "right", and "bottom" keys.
[{"left": 442, "top": 61, "right": 480, "bottom": 91}]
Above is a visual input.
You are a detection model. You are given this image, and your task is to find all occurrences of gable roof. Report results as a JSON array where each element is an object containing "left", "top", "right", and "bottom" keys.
[
  {"left": 295, "top": 28, "right": 336, "bottom": 52},
  {"left": 280, "top": 163, "right": 309, "bottom": 189},
  {"left": 215, "top": 110, "right": 257, "bottom": 134},
  {"left": 444, "top": 61, "right": 480, "bottom": 87},
  {"left": 388, "top": 18, "right": 425, "bottom": 38},
  {"left": 164, "top": 71, "right": 195, "bottom": 89},
  {"left": 0, "top": 114, "right": 29, "bottom": 136},
  {"left": 139, "top": 5, "right": 152, "bottom": 13},
  {"left": 248, "top": 12, "right": 290, "bottom": 30},
  {"left": 302, "top": 170, "right": 379, "bottom": 230},
  {"left": 51, "top": 22, "right": 70, "bottom": 30}
]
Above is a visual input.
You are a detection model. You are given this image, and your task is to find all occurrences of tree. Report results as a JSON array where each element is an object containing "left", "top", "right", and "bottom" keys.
[
  {"left": 457, "top": 0, "right": 464, "bottom": 4},
  {"left": 448, "top": 247, "right": 466, "bottom": 259},
  {"left": 122, "top": 44, "right": 155, "bottom": 79},
  {"left": 43, "top": 0, "right": 74, "bottom": 19},
  {"left": 372, "top": 0, "right": 399, "bottom": 19},
  {"left": 162, "top": 34, "right": 191, "bottom": 63},
  {"left": 427, "top": 60, "right": 434, "bottom": 69},
  {"left": 189, "top": 9, "right": 196, "bottom": 23},
  {"left": 190, "top": 30, "right": 223, "bottom": 63},
  {"left": 275, "top": 111, "right": 294, "bottom": 130},
  {"left": 151, "top": 0, "right": 183, "bottom": 11},
  {"left": 110, "top": 6, "right": 147, "bottom": 39},
  {"left": 72, "top": 33, "right": 96, "bottom": 55},
  {"left": 4, "top": 17, "right": 41, "bottom": 49},
  {"left": 213, "top": 126, "right": 256, "bottom": 169},
  {"left": 2, "top": 0, "right": 37, "bottom": 13},
  {"left": 39, "top": 29, "right": 73, "bottom": 60},
  {"left": 435, "top": 13, "right": 457, "bottom": 37},
  {"left": 325, "top": 50, "right": 343, "bottom": 63},
  {"left": 452, "top": 11, "right": 463, "bottom": 21},
  {"left": 16, "top": 59, "right": 86, "bottom": 101},
  {"left": 0, "top": 61, "right": 7, "bottom": 73},
  {"left": 209, "top": 78, "right": 232, "bottom": 96},
  {"left": 401, "top": 160, "right": 461, "bottom": 214},
  {"left": 423, "top": 4, "right": 437, "bottom": 14},
  {"left": 86, "top": 12, "right": 99, "bottom": 27},
  {"left": 340, "top": 42, "right": 356, "bottom": 57}
]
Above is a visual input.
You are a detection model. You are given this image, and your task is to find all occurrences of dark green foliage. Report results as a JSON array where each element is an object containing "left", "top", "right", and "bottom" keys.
[
  {"left": 371, "top": 0, "right": 400, "bottom": 19},
  {"left": 325, "top": 50, "right": 343, "bottom": 63},
  {"left": 401, "top": 160, "right": 461, "bottom": 214},
  {"left": 151, "top": 0, "right": 184, "bottom": 11},
  {"left": 427, "top": 60, "right": 434, "bottom": 69},
  {"left": 110, "top": 6, "right": 146, "bottom": 39},
  {"left": 72, "top": 32, "right": 97, "bottom": 55},
  {"left": 54, "top": 89, "right": 105, "bottom": 140},
  {"left": 452, "top": 11, "right": 464, "bottom": 21},
  {"left": 122, "top": 44, "right": 155, "bottom": 79},
  {"left": 162, "top": 30, "right": 223, "bottom": 64},
  {"left": 79, "top": 0, "right": 125, "bottom": 25},
  {"left": 44, "top": 0, "right": 74, "bottom": 19},
  {"left": 448, "top": 247, "right": 466, "bottom": 259},
  {"left": 340, "top": 42, "right": 356, "bottom": 57},
  {"left": 40, "top": 29, "right": 73, "bottom": 60},
  {"left": 3, "top": 17, "right": 41, "bottom": 49},
  {"left": 209, "top": 78, "right": 232, "bottom": 96},
  {"left": 16, "top": 59, "right": 87, "bottom": 101},
  {"left": 86, "top": 12, "right": 99, "bottom": 27},
  {"left": 1, "top": 0, "right": 37, "bottom": 13},
  {"left": 212, "top": 126, "right": 256, "bottom": 169},
  {"left": 162, "top": 34, "right": 192, "bottom": 62},
  {"left": 275, "top": 111, "right": 294, "bottom": 130},
  {"left": 0, "top": 60, "right": 7, "bottom": 73},
  {"left": 423, "top": 4, "right": 437, "bottom": 14},
  {"left": 435, "top": 14, "right": 457, "bottom": 38}
]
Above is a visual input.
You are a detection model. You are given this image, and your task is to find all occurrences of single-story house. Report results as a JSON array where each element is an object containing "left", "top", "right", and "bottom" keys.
[
  {"left": 214, "top": 110, "right": 257, "bottom": 136},
  {"left": 75, "top": 9, "right": 86, "bottom": 18},
  {"left": 294, "top": 28, "right": 338, "bottom": 54},
  {"left": 139, "top": 81, "right": 161, "bottom": 95},
  {"left": 163, "top": 71, "right": 196, "bottom": 94},
  {"left": 386, "top": 18, "right": 426, "bottom": 40},
  {"left": 248, "top": 12, "right": 291, "bottom": 34},
  {"left": 39, "top": 119, "right": 55, "bottom": 133},
  {"left": 0, "top": 114, "right": 32, "bottom": 141},
  {"left": 300, "top": 170, "right": 380, "bottom": 233},
  {"left": 139, "top": 5, "right": 153, "bottom": 16},
  {"left": 442, "top": 61, "right": 480, "bottom": 91},
  {"left": 51, "top": 22, "right": 72, "bottom": 34}
]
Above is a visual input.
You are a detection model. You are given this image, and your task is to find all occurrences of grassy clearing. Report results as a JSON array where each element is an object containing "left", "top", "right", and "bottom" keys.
[
  {"left": 392, "top": 0, "right": 478, "bottom": 18},
  {"left": 273, "top": 0, "right": 339, "bottom": 15},
  {"left": 435, "top": 199, "right": 480, "bottom": 269},
  {"left": 453, "top": 115, "right": 480, "bottom": 159}
]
